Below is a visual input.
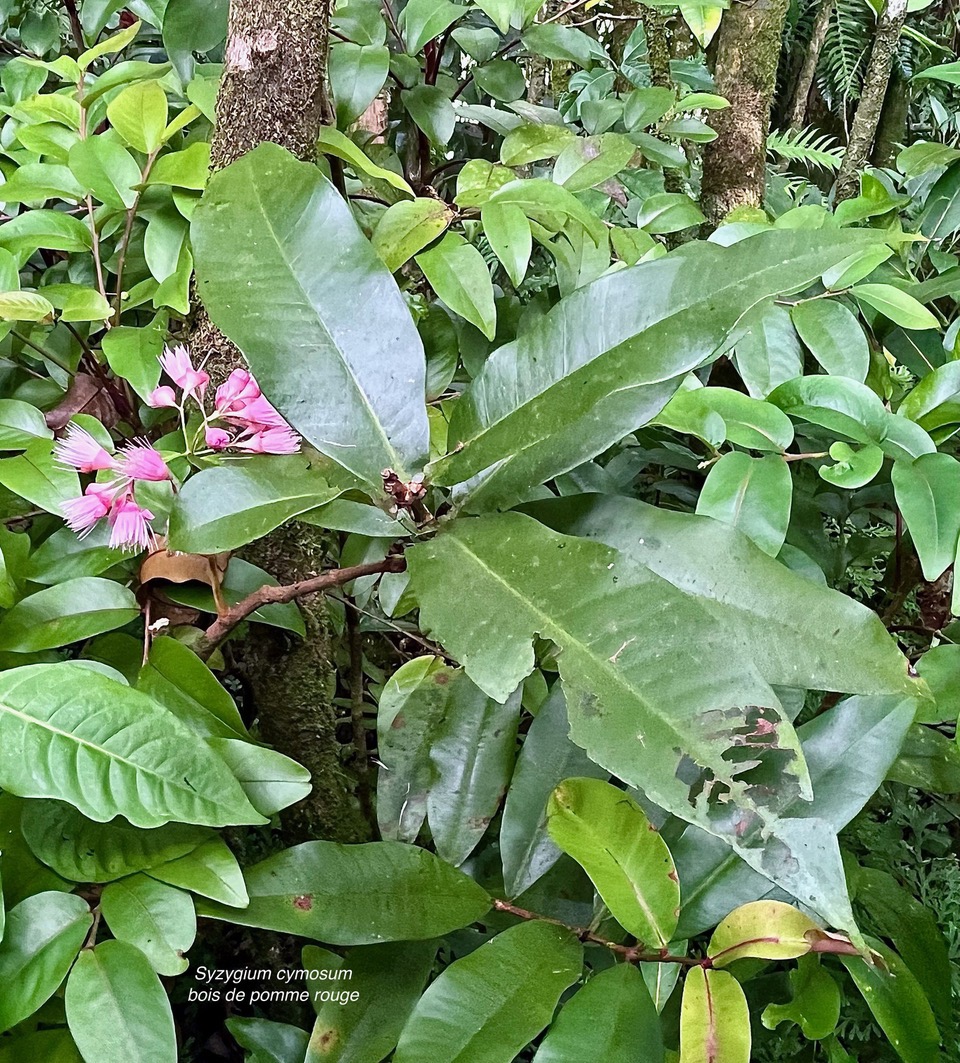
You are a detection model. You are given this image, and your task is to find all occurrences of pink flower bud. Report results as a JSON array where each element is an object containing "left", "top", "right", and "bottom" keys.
[
  {"left": 54, "top": 423, "right": 115, "bottom": 474},
  {"left": 118, "top": 441, "right": 171, "bottom": 482},
  {"left": 147, "top": 386, "right": 178, "bottom": 408},
  {"left": 205, "top": 426, "right": 231, "bottom": 450},
  {"left": 159, "top": 344, "right": 209, "bottom": 398}
]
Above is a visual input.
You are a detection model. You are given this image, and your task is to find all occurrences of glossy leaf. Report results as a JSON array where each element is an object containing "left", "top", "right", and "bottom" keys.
[
  {"left": 207, "top": 738, "right": 313, "bottom": 817},
  {"left": 679, "top": 968, "right": 750, "bottom": 1063},
  {"left": 65, "top": 940, "right": 176, "bottom": 1063},
  {"left": 0, "top": 892, "right": 91, "bottom": 1033},
  {"left": 480, "top": 201, "right": 532, "bottom": 288},
  {"left": 372, "top": 198, "right": 454, "bottom": 273},
  {"left": 891, "top": 452, "right": 960, "bottom": 581},
  {"left": 146, "top": 838, "right": 249, "bottom": 908},
  {"left": 196, "top": 841, "right": 491, "bottom": 943},
  {"left": 696, "top": 452, "right": 792, "bottom": 556},
  {"left": 417, "top": 234, "right": 497, "bottom": 340},
  {"left": 818, "top": 441, "right": 884, "bottom": 489},
  {"left": 329, "top": 43, "right": 389, "bottom": 127},
  {"left": 100, "top": 875, "right": 196, "bottom": 975},
  {"left": 532, "top": 964, "right": 664, "bottom": 1063},
  {"left": 547, "top": 778, "right": 680, "bottom": 946},
  {"left": 708, "top": 900, "right": 819, "bottom": 966},
  {"left": 393, "top": 921, "right": 583, "bottom": 1063},
  {"left": 500, "top": 685, "right": 606, "bottom": 897},
  {"left": 0, "top": 578, "right": 139, "bottom": 652},
  {"left": 761, "top": 955, "right": 841, "bottom": 1040},
  {"left": 106, "top": 81, "right": 168, "bottom": 154},
  {"left": 0, "top": 664, "right": 265, "bottom": 828},
  {"left": 792, "top": 299, "right": 869, "bottom": 382},
  {"left": 192, "top": 143, "right": 429, "bottom": 486},
  {"left": 852, "top": 283, "right": 938, "bottom": 330}
]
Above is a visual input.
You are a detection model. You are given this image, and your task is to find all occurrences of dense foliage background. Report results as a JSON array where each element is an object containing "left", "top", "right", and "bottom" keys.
[{"left": 0, "top": 0, "right": 959, "bottom": 1060}]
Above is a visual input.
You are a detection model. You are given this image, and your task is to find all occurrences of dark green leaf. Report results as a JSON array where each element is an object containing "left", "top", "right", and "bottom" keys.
[
  {"left": 695, "top": 452, "right": 792, "bottom": 557},
  {"left": 0, "top": 578, "right": 139, "bottom": 652},
  {"left": 792, "top": 299, "right": 869, "bottom": 382}
]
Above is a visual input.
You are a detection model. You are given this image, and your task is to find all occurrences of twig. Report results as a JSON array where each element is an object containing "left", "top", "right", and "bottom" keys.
[
  {"left": 345, "top": 595, "right": 374, "bottom": 826},
  {"left": 112, "top": 149, "right": 160, "bottom": 324},
  {"left": 61, "top": 0, "right": 86, "bottom": 53},
  {"left": 196, "top": 556, "right": 407, "bottom": 659}
]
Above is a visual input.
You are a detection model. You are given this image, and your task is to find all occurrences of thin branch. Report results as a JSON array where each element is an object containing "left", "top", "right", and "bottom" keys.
[
  {"left": 112, "top": 149, "right": 160, "bottom": 324},
  {"left": 61, "top": 0, "right": 86, "bottom": 53},
  {"left": 197, "top": 556, "right": 407, "bottom": 659},
  {"left": 345, "top": 595, "right": 374, "bottom": 826}
]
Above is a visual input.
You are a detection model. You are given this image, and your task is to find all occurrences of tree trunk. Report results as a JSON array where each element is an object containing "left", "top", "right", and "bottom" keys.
[
  {"left": 785, "top": 0, "right": 834, "bottom": 130},
  {"left": 699, "top": 0, "right": 790, "bottom": 227},
  {"left": 871, "top": 66, "right": 909, "bottom": 167},
  {"left": 191, "top": 0, "right": 369, "bottom": 844},
  {"left": 835, "top": 0, "right": 908, "bottom": 201}
]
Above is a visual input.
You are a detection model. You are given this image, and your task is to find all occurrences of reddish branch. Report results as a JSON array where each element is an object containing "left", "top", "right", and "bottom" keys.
[
  {"left": 197, "top": 555, "right": 406, "bottom": 659},
  {"left": 493, "top": 899, "right": 861, "bottom": 967}
]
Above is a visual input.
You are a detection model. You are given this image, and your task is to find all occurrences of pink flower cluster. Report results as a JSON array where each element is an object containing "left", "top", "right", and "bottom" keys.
[
  {"left": 58, "top": 426, "right": 168, "bottom": 551},
  {"left": 57, "top": 345, "right": 300, "bottom": 553},
  {"left": 148, "top": 347, "right": 299, "bottom": 456}
]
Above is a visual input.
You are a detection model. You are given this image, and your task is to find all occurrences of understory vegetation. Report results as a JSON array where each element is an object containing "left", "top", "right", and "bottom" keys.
[{"left": 0, "top": 0, "right": 959, "bottom": 1060}]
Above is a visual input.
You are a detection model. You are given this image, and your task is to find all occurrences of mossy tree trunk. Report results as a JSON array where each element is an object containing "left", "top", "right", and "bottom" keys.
[
  {"left": 836, "top": 0, "right": 908, "bottom": 199},
  {"left": 785, "top": 0, "right": 834, "bottom": 130},
  {"left": 192, "top": 0, "right": 369, "bottom": 844},
  {"left": 699, "top": 0, "right": 790, "bottom": 227}
]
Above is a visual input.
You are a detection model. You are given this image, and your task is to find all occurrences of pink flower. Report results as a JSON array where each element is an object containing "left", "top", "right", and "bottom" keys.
[
  {"left": 108, "top": 496, "right": 155, "bottom": 551},
  {"left": 227, "top": 393, "right": 288, "bottom": 430},
  {"left": 54, "top": 424, "right": 115, "bottom": 474},
  {"left": 159, "top": 344, "right": 209, "bottom": 398},
  {"left": 118, "top": 441, "right": 171, "bottom": 482},
  {"left": 205, "top": 426, "right": 231, "bottom": 450},
  {"left": 234, "top": 425, "right": 300, "bottom": 455},
  {"left": 215, "top": 369, "right": 260, "bottom": 413},
  {"left": 62, "top": 482, "right": 113, "bottom": 537},
  {"left": 147, "top": 385, "right": 178, "bottom": 408}
]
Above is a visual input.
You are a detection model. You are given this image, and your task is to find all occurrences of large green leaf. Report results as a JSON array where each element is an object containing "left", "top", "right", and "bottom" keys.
[
  {"left": 305, "top": 940, "right": 436, "bottom": 1063},
  {"left": 408, "top": 512, "right": 918, "bottom": 932},
  {"left": 500, "top": 685, "right": 606, "bottom": 897},
  {"left": 695, "top": 452, "right": 792, "bottom": 556},
  {"left": 891, "top": 453, "right": 960, "bottom": 581},
  {"left": 192, "top": 143, "right": 429, "bottom": 486},
  {"left": 428, "top": 229, "right": 884, "bottom": 511},
  {"left": 679, "top": 968, "right": 750, "bottom": 1063},
  {"left": 393, "top": 921, "right": 583, "bottom": 1063},
  {"left": 547, "top": 778, "right": 680, "bottom": 947},
  {"left": 532, "top": 964, "right": 664, "bottom": 1063},
  {"left": 0, "top": 891, "right": 92, "bottom": 1033},
  {"left": 100, "top": 875, "right": 196, "bottom": 976},
  {"left": 20, "top": 800, "right": 211, "bottom": 883},
  {"left": 207, "top": 738, "right": 312, "bottom": 817},
  {"left": 791, "top": 299, "right": 869, "bottom": 382},
  {"left": 196, "top": 841, "right": 491, "bottom": 943},
  {"left": 167, "top": 455, "right": 341, "bottom": 553},
  {"left": 0, "top": 578, "right": 139, "bottom": 652},
  {"left": 146, "top": 837, "right": 249, "bottom": 908},
  {"left": 65, "top": 940, "right": 177, "bottom": 1063},
  {"left": 0, "top": 664, "right": 265, "bottom": 828}
]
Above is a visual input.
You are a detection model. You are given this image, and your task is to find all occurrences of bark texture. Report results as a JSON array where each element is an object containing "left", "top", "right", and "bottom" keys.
[
  {"left": 700, "top": 0, "right": 791, "bottom": 227},
  {"left": 785, "top": 0, "right": 833, "bottom": 130},
  {"left": 835, "top": 0, "right": 908, "bottom": 201},
  {"left": 871, "top": 67, "right": 909, "bottom": 167},
  {"left": 192, "top": 0, "right": 368, "bottom": 843}
]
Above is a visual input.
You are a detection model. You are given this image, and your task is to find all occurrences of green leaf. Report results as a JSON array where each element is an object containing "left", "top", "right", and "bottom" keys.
[
  {"left": 145, "top": 142, "right": 211, "bottom": 189},
  {"left": 656, "top": 387, "right": 794, "bottom": 451},
  {"left": 500, "top": 685, "right": 606, "bottom": 897},
  {"left": 916, "top": 644, "right": 960, "bottom": 725},
  {"left": 403, "top": 84, "right": 456, "bottom": 145},
  {"left": 207, "top": 738, "right": 312, "bottom": 817},
  {"left": 0, "top": 664, "right": 266, "bottom": 828},
  {"left": 769, "top": 376, "right": 935, "bottom": 463},
  {"left": 192, "top": 143, "right": 430, "bottom": 486},
  {"left": 887, "top": 723, "right": 960, "bottom": 792},
  {"left": 480, "top": 201, "right": 532, "bottom": 288},
  {"left": 330, "top": 43, "right": 390, "bottom": 127},
  {"left": 0, "top": 1029, "right": 83, "bottom": 1063},
  {"left": 792, "top": 299, "right": 869, "bottom": 382},
  {"left": 196, "top": 841, "right": 491, "bottom": 943},
  {"left": 167, "top": 454, "right": 340, "bottom": 553},
  {"left": 227, "top": 1019, "right": 308, "bottom": 1063},
  {"left": 65, "top": 940, "right": 176, "bottom": 1063},
  {"left": 0, "top": 440, "right": 79, "bottom": 517},
  {"left": 101, "top": 324, "right": 163, "bottom": 400},
  {"left": 891, "top": 453, "right": 960, "bottom": 581},
  {"left": 68, "top": 137, "right": 141, "bottom": 209},
  {"left": 0, "top": 210, "right": 92, "bottom": 259},
  {"left": 305, "top": 940, "right": 436, "bottom": 1062},
  {"left": 918, "top": 160, "right": 960, "bottom": 240},
  {"left": 680, "top": 968, "right": 749, "bottom": 1063},
  {"left": 522, "top": 23, "right": 606, "bottom": 67},
  {"left": 0, "top": 399, "right": 52, "bottom": 449},
  {"left": 852, "top": 283, "right": 938, "bottom": 330},
  {"left": 0, "top": 292, "right": 55, "bottom": 323},
  {"left": 78, "top": 19, "right": 143, "bottom": 69},
  {"left": 146, "top": 838, "right": 249, "bottom": 908},
  {"left": 372, "top": 198, "right": 454, "bottom": 273},
  {"left": 474, "top": 0, "right": 543, "bottom": 31},
  {"left": 473, "top": 59, "right": 526, "bottom": 102},
  {"left": 533, "top": 964, "right": 664, "bottom": 1063},
  {"left": 500, "top": 123, "right": 576, "bottom": 166},
  {"left": 162, "top": 0, "right": 228, "bottom": 82},
  {"left": 708, "top": 900, "right": 818, "bottom": 966},
  {"left": 821, "top": 244, "right": 893, "bottom": 289},
  {"left": 0, "top": 892, "right": 92, "bottom": 1034},
  {"left": 0, "top": 162, "right": 84, "bottom": 203},
  {"left": 678, "top": 1, "right": 725, "bottom": 46},
  {"left": 393, "top": 921, "right": 582, "bottom": 1063},
  {"left": 553, "top": 133, "right": 636, "bottom": 192},
  {"left": 417, "top": 233, "right": 497, "bottom": 340},
  {"left": 100, "top": 875, "right": 195, "bottom": 976},
  {"left": 20, "top": 800, "right": 210, "bottom": 883},
  {"left": 696, "top": 452, "right": 792, "bottom": 556},
  {"left": 106, "top": 80, "right": 168, "bottom": 154},
  {"left": 839, "top": 939, "right": 940, "bottom": 1063},
  {"left": 317, "top": 128, "right": 414, "bottom": 196},
  {"left": 0, "top": 577, "right": 138, "bottom": 652},
  {"left": 137, "top": 637, "right": 249, "bottom": 740},
  {"left": 400, "top": 0, "right": 465, "bottom": 53},
  {"left": 547, "top": 778, "right": 679, "bottom": 947},
  {"left": 761, "top": 955, "right": 841, "bottom": 1040},
  {"left": 429, "top": 229, "right": 885, "bottom": 511},
  {"left": 42, "top": 284, "right": 111, "bottom": 322},
  {"left": 733, "top": 301, "right": 804, "bottom": 399},
  {"left": 818, "top": 441, "right": 884, "bottom": 489},
  {"left": 636, "top": 193, "right": 706, "bottom": 234}
]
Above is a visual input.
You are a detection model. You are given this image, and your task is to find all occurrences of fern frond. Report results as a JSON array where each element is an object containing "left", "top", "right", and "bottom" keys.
[
  {"left": 817, "top": 0, "right": 872, "bottom": 116},
  {"left": 767, "top": 126, "right": 845, "bottom": 171}
]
